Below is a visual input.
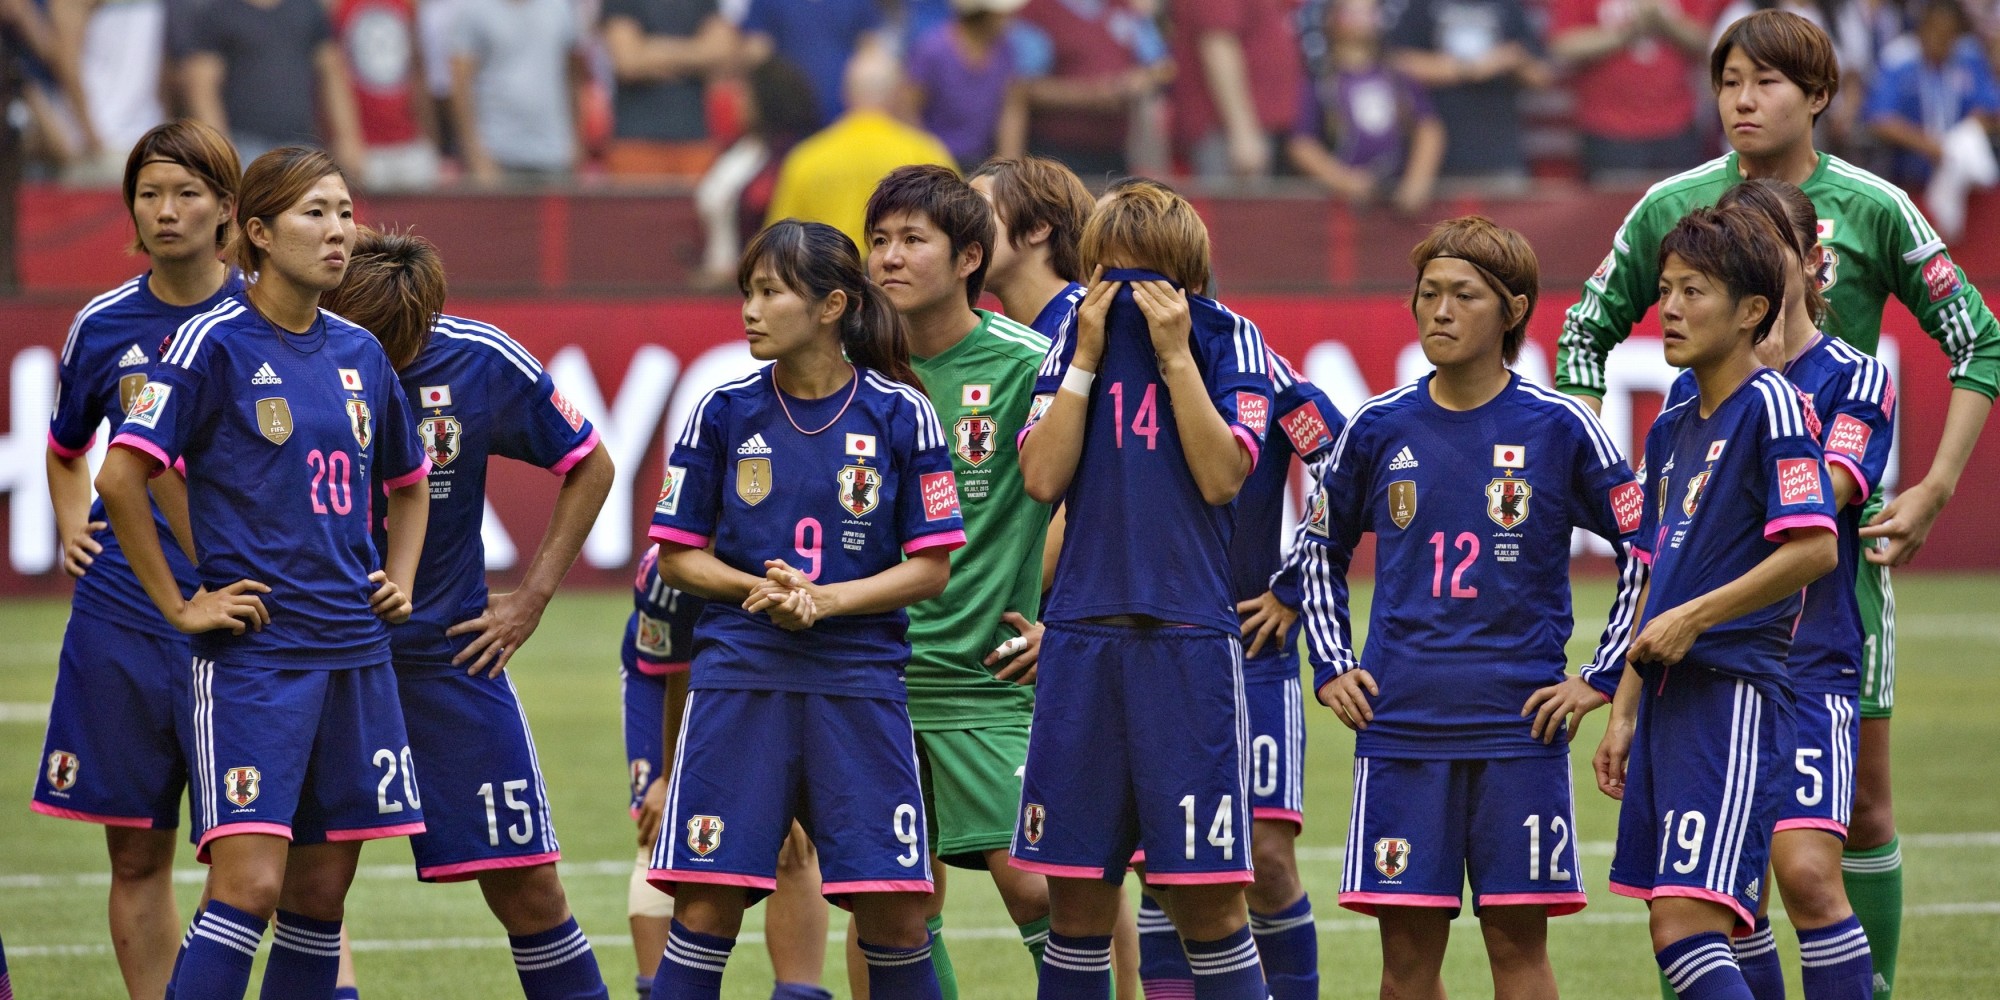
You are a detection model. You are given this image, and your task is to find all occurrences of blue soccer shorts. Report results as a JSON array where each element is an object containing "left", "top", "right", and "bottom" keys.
[
  {"left": 397, "top": 669, "right": 562, "bottom": 882},
  {"left": 1011, "top": 621, "right": 1254, "bottom": 887},
  {"left": 1610, "top": 669, "right": 1795, "bottom": 934},
  {"left": 1244, "top": 672, "right": 1307, "bottom": 830},
  {"left": 623, "top": 662, "right": 691, "bottom": 817},
  {"left": 1338, "top": 754, "right": 1585, "bottom": 917},
  {"left": 1777, "top": 690, "right": 1858, "bottom": 840},
  {"left": 33, "top": 610, "right": 191, "bottom": 829},
  {"left": 648, "top": 688, "right": 932, "bottom": 904},
  {"left": 188, "top": 659, "right": 424, "bottom": 861}
]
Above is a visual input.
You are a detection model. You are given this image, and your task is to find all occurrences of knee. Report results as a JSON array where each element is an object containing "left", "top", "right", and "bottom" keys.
[
  {"left": 1477, "top": 914, "right": 1547, "bottom": 969},
  {"left": 855, "top": 902, "right": 930, "bottom": 950},
  {"left": 1847, "top": 799, "right": 1896, "bottom": 849},
  {"left": 105, "top": 833, "right": 177, "bottom": 884},
  {"left": 480, "top": 866, "right": 573, "bottom": 936},
  {"left": 999, "top": 887, "right": 1050, "bottom": 927},
  {"left": 212, "top": 866, "right": 286, "bottom": 920},
  {"left": 1245, "top": 837, "right": 1302, "bottom": 913},
  {"left": 1775, "top": 865, "right": 1848, "bottom": 928}
]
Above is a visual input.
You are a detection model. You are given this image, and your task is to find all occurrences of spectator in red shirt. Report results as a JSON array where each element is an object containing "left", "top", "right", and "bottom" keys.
[
  {"left": 333, "top": 0, "right": 442, "bottom": 189},
  {"left": 1551, "top": 0, "right": 1718, "bottom": 181},
  {"left": 1008, "top": 0, "right": 1172, "bottom": 179},
  {"left": 1168, "top": 0, "right": 1303, "bottom": 180}
]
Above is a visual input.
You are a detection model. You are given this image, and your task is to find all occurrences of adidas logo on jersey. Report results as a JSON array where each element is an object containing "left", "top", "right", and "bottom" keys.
[
  {"left": 1388, "top": 446, "right": 1420, "bottom": 470},
  {"left": 117, "top": 344, "right": 148, "bottom": 368},
  {"left": 251, "top": 362, "right": 283, "bottom": 385},
  {"left": 737, "top": 433, "right": 772, "bottom": 455}
]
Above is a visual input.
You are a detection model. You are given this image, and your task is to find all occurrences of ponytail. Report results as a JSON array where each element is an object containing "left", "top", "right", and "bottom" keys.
[
  {"left": 843, "top": 280, "right": 925, "bottom": 393},
  {"left": 739, "top": 219, "right": 925, "bottom": 393}
]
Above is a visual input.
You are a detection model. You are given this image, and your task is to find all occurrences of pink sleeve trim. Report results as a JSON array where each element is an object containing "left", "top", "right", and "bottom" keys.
[
  {"left": 649, "top": 525, "right": 711, "bottom": 548},
  {"left": 324, "top": 821, "right": 427, "bottom": 842},
  {"left": 196, "top": 821, "right": 294, "bottom": 863},
  {"left": 418, "top": 850, "right": 561, "bottom": 882},
  {"left": 1146, "top": 869, "right": 1254, "bottom": 886},
  {"left": 1250, "top": 807, "right": 1304, "bottom": 831},
  {"left": 1651, "top": 885, "right": 1756, "bottom": 935},
  {"left": 1006, "top": 857, "right": 1105, "bottom": 880},
  {"left": 30, "top": 801, "right": 157, "bottom": 828},
  {"left": 383, "top": 456, "right": 433, "bottom": 492},
  {"left": 1775, "top": 817, "right": 1849, "bottom": 838},
  {"left": 634, "top": 658, "right": 692, "bottom": 676},
  {"left": 46, "top": 429, "right": 91, "bottom": 459},
  {"left": 1632, "top": 546, "right": 1653, "bottom": 565},
  {"left": 547, "top": 428, "right": 601, "bottom": 476},
  {"left": 110, "top": 433, "right": 174, "bottom": 477},
  {"left": 1016, "top": 425, "right": 1033, "bottom": 450},
  {"left": 820, "top": 878, "right": 936, "bottom": 895},
  {"left": 172, "top": 457, "right": 188, "bottom": 478},
  {"left": 1764, "top": 513, "right": 1837, "bottom": 543},
  {"left": 1476, "top": 891, "right": 1588, "bottom": 916},
  {"left": 1825, "top": 453, "right": 1872, "bottom": 506},
  {"left": 903, "top": 529, "right": 967, "bottom": 555},
  {"left": 1230, "top": 424, "right": 1262, "bottom": 469},
  {"left": 1337, "top": 891, "right": 1463, "bottom": 916}
]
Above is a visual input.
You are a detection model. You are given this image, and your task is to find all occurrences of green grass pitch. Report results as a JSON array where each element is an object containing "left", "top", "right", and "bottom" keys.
[{"left": 3, "top": 576, "right": 1998, "bottom": 998}]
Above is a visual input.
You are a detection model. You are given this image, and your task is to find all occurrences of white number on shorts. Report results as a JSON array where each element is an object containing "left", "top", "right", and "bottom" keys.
[
  {"left": 477, "top": 779, "right": 535, "bottom": 846},
  {"left": 1522, "top": 814, "right": 1574, "bottom": 881},
  {"left": 893, "top": 803, "right": 920, "bottom": 868},
  {"left": 1794, "top": 749, "right": 1825, "bottom": 807},
  {"left": 1252, "top": 736, "right": 1280, "bottom": 798},
  {"left": 374, "top": 746, "right": 420, "bottom": 814},
  {"left": 1661, "top": 810, "right": 1707, "bottom": 875},
  {"left": 1179, "top": 794, "right": 1236, "bottom": 860}
]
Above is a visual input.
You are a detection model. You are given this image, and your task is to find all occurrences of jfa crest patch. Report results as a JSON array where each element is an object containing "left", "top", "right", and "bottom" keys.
[
  {"left": 1777, "top": 458, "right": 1824, "bottom": 506},
  {"left": 551, "top": 388, "right": 585, "bottom": 431},
  {"left": 1279, "top": 402, "right": 1333, "bottom": 455},
  {"left": 1817, "top": 247, "right": 1840, "bottom": 292},
  {"left": 420, "top": 416, "right": 462, "bottom": 468},
  {"left": 1022, "top": 803, "right": 1046, "bottom": 845},
  {"left": 346, "top": 399, "right": 373, "bottom": 449},
  {"left": 687, "top": 815, "right": 724, "bottom": 856},
  {"left": 224, "top": 766, "right": 261, "bottom": 807},
  {"left": 1235, "top": 392, "right": 1269, "bottom": 436},
  {"left": 45, "top": 749, "right": 78, "bottom": 791},
  {"left": 1826, "top": 414, "right": 1872, "bottom": 462},
  {"left": 955, "top": 414, "right": 997, "bottom": 467},
  {"left": 656, "top": 465, "right": 686, "bottom": 516},
  {"left": 1923, "top": 253, "right": 1962, "bottom": 302},
  {"left": 1374, "top": 837, "right": 1411, "bottom": 879},
  {"left": 838, "top": 465, "right": 881, "bottom": 517},
  {"left": 1682, "top": 470, "right": 1712, "bottom": 518},
  {"left": 1485, "top": 476, "right": 1532, "bottom": 529},
  {"left": 1611, "top": 480, "right": 1645, "bottom": 535},
  {"left": 628, "top": 758, "right": 653, "bottom": 800},
  {"left": 921, "top": 471, "right": 960, "bottom": 521},
  {"left": 1305, "top": 489, "right": 1330, "bottom": 537},
  {"left": 256, "top": 397, "right": 293, "bottom": 445},
  {"left": 126, "top": 382, "right": 172, "bottom": 429}
]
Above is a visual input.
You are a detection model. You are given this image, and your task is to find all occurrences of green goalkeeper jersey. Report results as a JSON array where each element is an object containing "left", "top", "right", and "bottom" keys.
[
  {"left": 1558, "top": 151, "right": 2000, "bottom": 400},
  {"left": 905, "top": 309, "right": 1051, "bottom": 730}
]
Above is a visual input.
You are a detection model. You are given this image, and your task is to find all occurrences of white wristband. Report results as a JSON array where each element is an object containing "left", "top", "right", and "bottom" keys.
[{"left": 1060, "top": 365, "right": 1096, "bottom": 397}]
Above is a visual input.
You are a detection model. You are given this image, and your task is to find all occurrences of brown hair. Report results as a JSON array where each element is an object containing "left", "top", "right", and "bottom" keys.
[
  {"left": 1659, "top": 206, "right": 1788, "bottom": 344},
  {"left": 865, "top": 164, "right": 995, "bottom": 308},
  {"left": 1716, "top": 178, "right": 1828, "bottom": 327},
  {"left": 968, "top": 156, "right": 1095, "bottom": 283},
  {"left": 1711, "top": 10, "right": 1840, "bottom": 122},
  {"left": 320, "top": 227, "right": 448, "bottom": 369},
  {"left": 740, "top": 219, "right": 924, "bottom": 392},
  {"left": 227, "top": 146, "right": 345, "bottom": 275},
  {"left": 1079, "top": 180, "right": 1212, "bottom": 293},
  {"left": 1407, "top": 216, "right": 1540, "bottom": 364},
  {"left": 123, "top": 119, "right": 242, "bottom": 255}
]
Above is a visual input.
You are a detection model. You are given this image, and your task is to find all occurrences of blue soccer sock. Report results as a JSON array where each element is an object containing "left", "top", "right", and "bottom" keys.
[
  {"left": 334, "top": 989, "right": 361, "bottom": 1000},
  {"left": 1249, "top": 894, "right": 1318, "bottom": 1000},
  {"left": 1039, "top": 932, "right": 1112, "bottom": 1000},
  {"left": 1659, "top": 931, "right": 1755, "bottom": 1000},
  {"left": 1182, "top": 925, "right": 1267, "bottom": 1000},
  {"left": 1137, "top": 895, "right": 1194, "bottom": 999},
  {"left": 174, "top": 900, "right": 266, "bottom": 1000},
  {"left": 163, "top": 907, "right": 201, "bottom": 1000},
  {"left": 1798, "top": 916, "right": 1874, "bottom": 1000},
  {"left": 1732, "top": 916, "right": 1785, "bottom": 1000},
  {"left": 858, "top": 938, "right": 941, "bottom": 1000},
  {"left": 649, "top": 920, "right": 732, "bottom": 1000},
  {"left": 634, "top": 976, "right": 652, "bottom": 1000},
  {"left": 511, "top": 917, "right": 611, "bottom": 1000},
  {"left": 767, "top": 983, "right": 832, "bottom": 1000},
  {"left": 258, "top": 910, "right": 342, "bottom": 999}
]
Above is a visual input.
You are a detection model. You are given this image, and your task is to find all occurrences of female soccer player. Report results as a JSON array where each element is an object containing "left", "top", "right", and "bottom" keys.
[
  {"left": 1558, "top": 17, "right": 2000, "bottom": 982},
  {"left": 1595, "top": 206, "right": 1839, "bottom": 1000},
  {"left": 34, "top": 119, "right": 241, "bottom": 1000},
  {"left": 1288, "top": 217, "right": 1643, "bottom": 1000},
  {"left": 319, "top": 228, "right": 618, "bottom": 1000},
  {"left": 1013, "top": 180, "right": 1273, "bottom": 1000},
  {"left": 643, "top": 219, "right": 962, "bottom": 1000},
  {"left": 96, "top": 146, "right": 431, "bottom": 1000}
]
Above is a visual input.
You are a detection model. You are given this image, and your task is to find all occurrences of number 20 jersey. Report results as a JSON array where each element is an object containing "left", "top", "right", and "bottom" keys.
[
  {"left": 111, "top": 294, "right": 429, "bottom": 669},
  {"left": 1295, "top": 373, "right": 1644, "bottom": 759}
]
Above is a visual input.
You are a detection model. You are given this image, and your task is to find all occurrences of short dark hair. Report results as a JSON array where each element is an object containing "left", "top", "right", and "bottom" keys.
[
  {"left": 123, "top": 119, "right": 241, "bottom": 254},
  {"left": 1711, "top": 10, "right": 1840, "bottom": 122},
  {"left": 1080, "top": 180, "right": 1211, "bottom": 294},
  {"left": 1716, "top": 178, "right": 1827, "bottom": 327},
  {"left": 1659, "top": 206, "right": 1789, "bottom": 344},
  {"left": 968, "top": 156, "right": 1094, "bottom": 283},
  {"left": 1408, "top": 216, "right": 1540, "bottom": 364},
  {"left": 865, "top": 165, "right": 994, "bottom": 308}
]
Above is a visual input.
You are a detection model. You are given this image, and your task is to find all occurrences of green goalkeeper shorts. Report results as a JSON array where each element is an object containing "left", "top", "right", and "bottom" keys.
[{"left": 916, "top": 724, "right": 1030, "bottom": 869}]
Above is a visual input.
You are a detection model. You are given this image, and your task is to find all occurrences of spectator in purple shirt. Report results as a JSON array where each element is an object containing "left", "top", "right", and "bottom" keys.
[
  {"left": 904, "top": 0, "right": 1026, "bottom": 166},
  {"left": 1288, "top": 0, "right": 1445, "bottom": 212}
]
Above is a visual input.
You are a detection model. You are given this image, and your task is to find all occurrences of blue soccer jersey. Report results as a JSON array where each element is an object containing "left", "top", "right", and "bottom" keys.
[
  {"left": 1634, "top": 368, "right": 1839, "bottom": 695},
  {"left": 1233, "top": 350, "right": 1344, "bottom": 681},
  {"left": 1032, "top": 269, "right": 1272, "bottom": 633},
  {"left": 623, "top": 544, "right": 704, "bottom": 674},
  {"left": 376, "top": 315, "right": 600, "bottom": 674},
  {"left": 50, "top": 273, "right": 245, "bottom": 630},
  {"left": 649, "top": 365, "right": 966, "bottom": 700},
  {"left": 1293, "top": 374, "right": 1646, "bottom": 759},
  {"left": 1030, "top": 282, "right": 1085, "bottom": 343},
  {"left": 110, "top": 294, "right": 429, "bottom": 669},
  {"left": 1663, "top": 339, "right": 1895, "bottom": 697}
]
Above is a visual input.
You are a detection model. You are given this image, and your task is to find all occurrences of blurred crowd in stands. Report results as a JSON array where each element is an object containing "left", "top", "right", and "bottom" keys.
[{"left": 2, "top": 0, "right": 1996, "bottom": 269}]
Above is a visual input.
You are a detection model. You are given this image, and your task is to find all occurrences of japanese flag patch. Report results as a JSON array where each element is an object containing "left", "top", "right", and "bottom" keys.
[
  {"left": 339, "top": 368, "right": 363, "bottom": 391},
  {"left": 962, "top": 384, "right": 992, "bottom": 408},
  {"left": 846, "top": 433, "right": 877, "bottom": 458},
  {"left": 420, "top": 384, "right": 453, "bottom": 407}
]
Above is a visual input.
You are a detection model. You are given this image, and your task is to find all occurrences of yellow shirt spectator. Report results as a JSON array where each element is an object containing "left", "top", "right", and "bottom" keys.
[{"left": 766, "top": 108, "right": 957, "bottom": 253}]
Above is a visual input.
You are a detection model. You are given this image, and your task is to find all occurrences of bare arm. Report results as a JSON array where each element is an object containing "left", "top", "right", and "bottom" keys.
[
  {"left": 755, "top": 548, "right": 951, "bottom": 620},
  {"left": 150, "top": 466, "right": 198, "bottom": 563},
  {"left": 1863, "top": 387, "right": 1994, "bottom": 564},
  {"left": 379, "top": 478, "right": 428, "bottom": 610},
  {"left": 1388, "top": 48, "right": 1464, "bottom": 88},
  {"left": 995, "top": 81, "right": 1029, "bottom": 160},
  {"left": 450, "top": 52, "right": 496, "bottom": 181},
  {"left": 1628, "top": 529, "right": 1837, "bottom": 667},
  {"left": 1196, "top": 30, "right": 1268, "bottom": 177},
  {"left": 601, "top": 13, "right": 738, "bottom": 84},
  {"left": 1285, "top": 134, "right": 1375, "bottom": 200},
  {"left": 47, "top": 0, "right": 100, "bottom": 153},
  {"left": 1549, "top": 23, "right": 1633, "bottom": 66},
  {"left": 655, "top": 542, "right": 766, "bottom": 604},
  {"left": 315, "top": 41, "right": 366, "bottom": 176},
  {"left": 1019, "top": 275, "right": 1113, "bottom": 503},
  {"left": 182, "top": 52, "right": 229, "bottom": 136},
  {"left": 1869, "top": 115, "right": 1943, "bottom": 162},
  {"left": 46, "top": 450, "right": 102, "bottom": 578},
  {"left": 1391, "top": 117, "right": 1446, "bottom": 213},
  {"left": 97, "top": 447, "right": 268, "bottom": 633}
]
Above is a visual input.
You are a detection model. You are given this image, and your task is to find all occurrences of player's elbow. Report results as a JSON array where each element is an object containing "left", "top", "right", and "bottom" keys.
[
  {"left": 94, "top": 448, "right": 147, "bottom": 507},
  {"left": 1197, "top": 477, "right": 1243, "bottom": 506},
  {"left": 1802, "top": 530, "right": 1839, "bottom": 580},
  {"left": 1018, "top": 450, "right": 1069, "bottom": 505},
  {"left": 907, "top": 550, "right": 951, "bottom": 602}
]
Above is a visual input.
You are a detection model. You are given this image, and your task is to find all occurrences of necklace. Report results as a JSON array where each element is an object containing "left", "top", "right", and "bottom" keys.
[
  {"left": 772, "top": 363, "right": 859, "bottom": 435},
  {"left": 250, "top": 295, "right": 327, "bottom": 355}
]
